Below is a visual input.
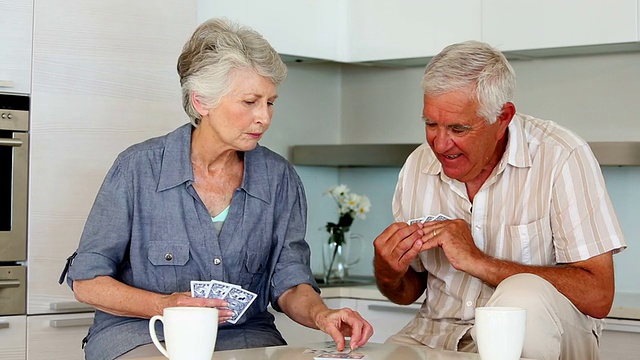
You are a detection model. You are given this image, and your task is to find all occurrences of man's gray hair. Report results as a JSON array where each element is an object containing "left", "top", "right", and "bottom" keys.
[
  {"left": 421, "top": 40, "right": 516, "bottom": 123},
  {"left": 177, "top": 18, "right": 287, "bottom": 126}
]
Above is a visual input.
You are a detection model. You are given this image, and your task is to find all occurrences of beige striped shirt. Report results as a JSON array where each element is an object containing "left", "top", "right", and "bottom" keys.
[{"left": 392, "top": 113, "right": 626, "bottom": 350}]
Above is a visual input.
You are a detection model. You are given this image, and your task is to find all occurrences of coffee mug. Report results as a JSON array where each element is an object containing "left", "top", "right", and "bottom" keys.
[
  {"left": 149, "top": 307, "right": 218, "bottom": 360},
  {"left": 474, "top": 306, "right": 526, "bottom": 360}
]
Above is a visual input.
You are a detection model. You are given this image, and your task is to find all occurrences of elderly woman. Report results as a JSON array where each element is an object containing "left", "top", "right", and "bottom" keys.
[{"left": 61, "top": 18, "right": 373, "bottom": 359}]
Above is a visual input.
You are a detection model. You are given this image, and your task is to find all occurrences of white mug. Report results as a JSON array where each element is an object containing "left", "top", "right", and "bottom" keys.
[
  {"left": 149, "top": 307, "right": 218, "bottom": 360},
  {"left": 474, "top": 306, "right": 526, "bottom": 360}
]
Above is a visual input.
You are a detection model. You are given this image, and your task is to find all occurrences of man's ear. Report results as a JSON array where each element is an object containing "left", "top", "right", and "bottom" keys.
[
  {"left": 499, "top": 102, "right": 515, "bottom": 125},
  {"left": 495, "top": 102, "right": 516, "bottom": 139},
  {"left": 191, "top": 91, "right": 209, "bottom": 117}
]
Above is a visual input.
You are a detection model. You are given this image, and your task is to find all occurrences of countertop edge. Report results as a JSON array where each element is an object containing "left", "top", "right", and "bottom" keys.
[{"left": 319, "top": 285, "right": 640, "bottom": 321}]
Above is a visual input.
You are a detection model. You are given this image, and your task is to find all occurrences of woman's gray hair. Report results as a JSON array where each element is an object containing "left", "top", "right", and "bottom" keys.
[
  {"left": 177, "top": 18, "right": 287, "bottom": 126},
  {"left": 421, "top": 40, "right": 516, "bottom": 123}
]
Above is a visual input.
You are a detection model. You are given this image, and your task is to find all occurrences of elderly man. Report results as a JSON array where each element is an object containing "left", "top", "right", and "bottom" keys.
[{"left": 373, "top": 40, "right": 626, "bottom": 360}]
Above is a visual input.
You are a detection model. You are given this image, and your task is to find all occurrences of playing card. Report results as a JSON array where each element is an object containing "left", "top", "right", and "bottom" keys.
[
  {"left": 433, "top": 213, "right": 452, "bottom": 221},
  {"left": 224, "top": 287, "right": 257, "bottom": 324},
  {"left": 190, "top": 280, "right": 212, "bottom": 298},
  {"left": 421, "top": 215, "right": 436, "bottom": 223},
  {"left": 407, "top": 217, "right": 425, "bottom": 225},
  {"left": 312, "top": 352, "right": 367, "bottom": 359},
  {"left": 206, "top": 280, "right": 237, "bottom": 299}
]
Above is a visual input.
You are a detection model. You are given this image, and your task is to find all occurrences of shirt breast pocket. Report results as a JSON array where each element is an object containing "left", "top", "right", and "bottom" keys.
[
  {"left": 148, "top": 241, "right": 190, "bottom": 293},
  {"left": 503, "top": 217, "right": 553, "bottom": 265},
  {"left": 240, "top": 251, "right": 267, "bottom": 291}
]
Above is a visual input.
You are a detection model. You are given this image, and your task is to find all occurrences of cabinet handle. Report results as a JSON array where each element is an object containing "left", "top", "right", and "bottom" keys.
[
  {"left": 0, "top": 138, "right": 23, "bottom": 148},
  {"left": 50, "top": 317, "right": 94, "bottom": 328},
  {"left": 0, "top": 279, "right": 21, "bottom": 288},
  {"left": 0, "top": 80, "right": 15, "bottom": 88},
  {"left": 367, "top": 304, "right": 420, "bottom": 315},
  {"left": 0, "top": 322, "right": 9, "bottom": 329},
  {"left": 49, "top": 301, "right": 94, "bottom": 311}
]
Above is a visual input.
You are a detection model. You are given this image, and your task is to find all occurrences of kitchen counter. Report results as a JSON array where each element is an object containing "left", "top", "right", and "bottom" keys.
[
  {"left": 134, "top": 342, "right": 535, "bottom": 359},
  {"left": 319, "top": 282, "right": 640, "bottom": 321}
]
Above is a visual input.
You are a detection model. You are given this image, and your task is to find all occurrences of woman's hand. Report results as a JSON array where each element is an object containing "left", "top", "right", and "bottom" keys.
[
  {"left": 314, "top": 307, "right": 374, "bottom": 352},
  {"left": 158, "top": 291, "right": 236, "bottom": 324}
]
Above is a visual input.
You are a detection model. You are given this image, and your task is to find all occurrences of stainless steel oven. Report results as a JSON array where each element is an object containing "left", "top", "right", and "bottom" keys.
[{"left": 0, "top": 93, "right": 29, "bottom": 316}]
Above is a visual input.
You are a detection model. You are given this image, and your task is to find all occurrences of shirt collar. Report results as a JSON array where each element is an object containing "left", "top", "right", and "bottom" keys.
[
  {"left": 500, "top": 113, "right": 532, "bottom": 169},
  {"left": 158, "top": 124, "right": 194, "bottom": 191},
  {"left": 157, "top": 123, "right": 271, "bottom": 203}
]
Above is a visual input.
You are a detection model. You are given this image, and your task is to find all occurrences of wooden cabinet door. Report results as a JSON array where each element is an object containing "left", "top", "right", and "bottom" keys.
[
  {"left": 0, "top": 316, "right": 27, "bottom": 360},
  {"left": 27, "top": 312, "right": 94, "bottom": 360},
  {"left": 28, "top": 0, "right": 197, "bottom": 315},
  {"left": 482, "top": 0, "right": 638, "bottom": 52},
  {"left": 356, "top": 299, "right": 421, "bottom": 344}
]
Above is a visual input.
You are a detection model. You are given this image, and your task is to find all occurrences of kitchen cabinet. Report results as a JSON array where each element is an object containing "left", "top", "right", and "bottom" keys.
[
  {"left": 0, "top": 0, "right": 33, "bottom": 94},
  {"left": 270, "top": 298, "right": 350, "bottom": 345},
  {"left": 271, "top": 290, "right": 421, "bottom": 345},
  {"left": 198, "top": 0, "right": 345, "bottom": 62},
  {"left": 28, "top": 0, "right": 197, "bottom": 314},
  {"left": 482, "top": 0, "right": 639, "bottom": 53},
  {"left": 346, "top": 0, "right": 481, "bottom": 63},
  {"left": 199, "top": 0, "right": 640, "bottom": 65},
  {"left": 355, "top": 299, "right": 420, "bottom": 344},
  {"left": 26, "top": 312, "right": 94, "bottom": 360},
  {"left": 0, "top": 315, "right": 26, "bottom": 360}
]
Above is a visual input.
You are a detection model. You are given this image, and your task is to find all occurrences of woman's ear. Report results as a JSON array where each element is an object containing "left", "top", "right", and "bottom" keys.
[{"left": 191, "top": 92, "right": 209, "bottom": 117}]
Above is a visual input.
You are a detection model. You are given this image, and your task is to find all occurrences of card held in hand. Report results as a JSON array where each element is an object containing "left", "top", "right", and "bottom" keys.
[
  {"left": 224, "top": 287, "right": 257, "bottom": 324},
  {"left": 190, "top": 280, "right": 212, "bottom": 298}
]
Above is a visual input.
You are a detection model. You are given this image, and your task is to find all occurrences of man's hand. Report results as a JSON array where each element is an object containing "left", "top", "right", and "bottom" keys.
[
  {"left": 418, "top": 218, "right": 486, "bottom": 275},
  {"left": 373, "top": 222, "right": 426, "bottom": 304},
  {"left": 314, "top": 307, "right": 374, "bottom": 352}
]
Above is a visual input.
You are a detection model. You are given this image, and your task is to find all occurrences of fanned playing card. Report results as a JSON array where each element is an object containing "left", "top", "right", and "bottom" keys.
[
  {"left": 224, "top": 287, "right": 257, "bottom": 324},
  {"left": 190, "top": 280, "right": 212, "bottom": 298}
]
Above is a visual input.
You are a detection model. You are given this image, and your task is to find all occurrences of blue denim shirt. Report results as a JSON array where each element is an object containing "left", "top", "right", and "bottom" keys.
[{"left": 65, "top": 123, "right": 319, "bottom": 359}]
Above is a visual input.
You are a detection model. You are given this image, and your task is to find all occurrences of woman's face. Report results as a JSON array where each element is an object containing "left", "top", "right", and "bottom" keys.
[{"left": 199, "top": 68, "right": 278, "bottom": 152}]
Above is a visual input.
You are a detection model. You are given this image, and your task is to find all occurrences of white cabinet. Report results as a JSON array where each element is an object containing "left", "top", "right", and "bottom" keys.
[
  {"left": 200, "top": 0, "right": 640, "bottom": 64},
  {"left": 27, "top": 0, "right": 198, "bottom": 314},
  {"left": 0, "top": 316, "right": 26, "bottom": 360},
  {"left": 198, "top": 0, "right": 345, "bottom": 61},
  {"left": 346, "top": 0, "right": 481, "bottom": 62},
  {"left": 0, "top": 0, "right": 33, "bottom": 94},
  {"left": 355, "top": 299, "right": 420, "bottom": 344},
  {"left": 27, "top": 312, "right": 94, "bottom": 360},
  {"left": 482, "top": 0, "right": 639, "bottom": 52},
  {"left": 270, "top": 295, "right": 421, "bottom": 346},
  {"left": 270, "top": 298, "right": 352, "bottom": 345}
]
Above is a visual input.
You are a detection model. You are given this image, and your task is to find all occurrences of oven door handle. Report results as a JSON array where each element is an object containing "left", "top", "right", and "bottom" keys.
[
  {"left": 0, "top": 138, "right": 23, "bottom": 147},
  {"left": 0, "top": 279, "right": 21, "bottom": 288}
]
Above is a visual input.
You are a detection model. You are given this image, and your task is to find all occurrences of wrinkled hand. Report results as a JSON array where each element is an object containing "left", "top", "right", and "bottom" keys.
[
  {"left": 373, "top": 222, "right": 424, "bottom": 283},
  {"left": 419, "top": 219, "right": 486, "bottom": 273},
  {"left": 315, "top": 307, "right": 374, "bottom": 352},
  {"left": 160, "top": 292, "right": 235, "bottom": 324}
]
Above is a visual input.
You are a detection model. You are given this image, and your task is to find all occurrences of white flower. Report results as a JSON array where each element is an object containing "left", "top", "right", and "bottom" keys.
[{"left": 325, "top": 184, "right": 371, "bottom": 219}]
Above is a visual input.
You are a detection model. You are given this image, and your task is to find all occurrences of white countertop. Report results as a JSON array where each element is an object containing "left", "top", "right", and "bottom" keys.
[
  {"left": 135, "top": 342, "right": 535, "bottom": 360},
  {"left": 320, "top": 284, "right": 640, "bottom": 321}
]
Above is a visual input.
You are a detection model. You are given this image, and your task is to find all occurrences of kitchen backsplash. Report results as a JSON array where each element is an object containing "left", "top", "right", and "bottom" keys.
[{"left": 295, "top": 165, "right": 640, "bottom": 295}]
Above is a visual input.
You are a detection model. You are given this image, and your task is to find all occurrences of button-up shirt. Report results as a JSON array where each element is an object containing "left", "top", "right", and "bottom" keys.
[
  {"left": 393, "top": 114, "right": 626, "bottom": 350},
  {"left": 66, "top": 123, "right": 318, "bottom": 359}
]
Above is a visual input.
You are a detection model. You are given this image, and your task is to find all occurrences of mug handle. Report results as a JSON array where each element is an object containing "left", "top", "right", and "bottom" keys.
[{"left": 149, "top": 315, "right": 169, "bottom": 359}]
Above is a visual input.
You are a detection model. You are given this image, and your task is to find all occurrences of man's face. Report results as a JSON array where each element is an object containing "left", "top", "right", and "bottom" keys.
[{"left": 422, "top": 90, "right": 510, "bottom": 185}]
